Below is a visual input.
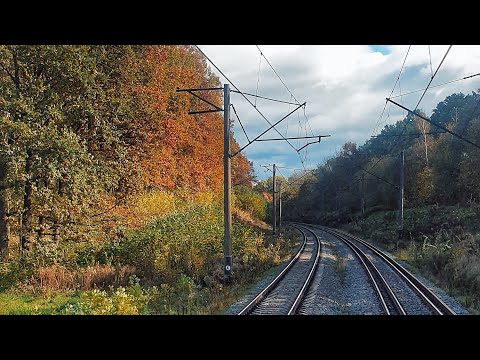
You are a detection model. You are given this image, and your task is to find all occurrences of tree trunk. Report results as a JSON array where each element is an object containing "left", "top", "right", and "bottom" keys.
[
  {"left": 53, "top": 176, "right": 66, "bottom": 243},
  {"left": 21, "top": 149, "right": 34, "bottom": 251},
  {"left": 0, "top": 156, "right": 9, "bottom": 256}
]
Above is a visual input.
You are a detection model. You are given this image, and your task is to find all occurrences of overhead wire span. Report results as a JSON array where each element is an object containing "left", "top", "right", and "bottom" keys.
[
  {"left": 371, "top": 45, "right": 412, "bottom": 137},
  {"left": 194, "top": 45, "right": 299, "bottom": 153},
  {"left": 255, "top": 51, "right": 262, "bottom": 107},
  {"left": 256, "top": 45, "right": 300, "bottom": 105},
  {"left": 231, "top": 104, "right": 250, "bottom": 143},
  {"left": 230, "top": 102, "right": 306, "bottom": 157},
  {"left": 428, "top": 45, "right": 433, "bottom": 79},
  {"left": 230, "top": 90, "right": 300, "bottom": 106},
  {"left": 254, "top": 45, "right": 318, "bottom": 170},
  {"left": 390, "top": 72, "right": 480, "bottom": 99},
  {"left": 414, "top": 45, "right": 453, "bottom": 112}
]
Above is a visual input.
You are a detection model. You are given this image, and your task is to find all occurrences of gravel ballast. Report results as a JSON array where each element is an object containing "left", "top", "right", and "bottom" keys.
[{"left": 226, "top": 225, "right": 470, "bottom": 315}]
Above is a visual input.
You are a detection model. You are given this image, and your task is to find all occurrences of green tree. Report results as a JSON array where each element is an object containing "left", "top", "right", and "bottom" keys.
[{"left": 0, "top": 45, "right": 136, "bottom": 252}]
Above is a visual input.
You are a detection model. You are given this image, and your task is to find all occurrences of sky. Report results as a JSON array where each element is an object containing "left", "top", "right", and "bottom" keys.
[{"left": 197, "top": 45, "right": 480, "bottom": 181}]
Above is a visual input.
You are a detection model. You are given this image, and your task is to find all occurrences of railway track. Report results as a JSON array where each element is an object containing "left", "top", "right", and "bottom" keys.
[
  {"left": 310, "top": 225, "right": 456, "bottom": 315},
  {"left": 238, "top": 225, "right": 321, "bottom": 315}
]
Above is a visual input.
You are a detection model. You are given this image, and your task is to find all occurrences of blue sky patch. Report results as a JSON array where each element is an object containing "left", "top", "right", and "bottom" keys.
[{"left": 370, "top": 45, "right": 390, "bottom": 55}]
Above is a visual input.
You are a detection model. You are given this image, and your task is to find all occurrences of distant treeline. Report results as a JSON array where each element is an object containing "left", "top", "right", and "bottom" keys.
[{"left": 255, "top": 91, "right": 480, "bottom": 225}]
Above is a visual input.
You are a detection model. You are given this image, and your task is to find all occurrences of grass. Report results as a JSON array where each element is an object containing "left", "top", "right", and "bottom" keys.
[
  {"left": 0, "top": 291, "right": 81, "bottom": 315},
  {"left": 330, "top": 243, "right": 347, "bottom": 286},
  {"left": 0, "top": 227, "right": 299, "bottom": 315}
]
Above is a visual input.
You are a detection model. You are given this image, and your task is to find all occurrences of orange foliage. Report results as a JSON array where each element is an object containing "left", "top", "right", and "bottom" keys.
[
  {"left": 125, "top": 46, "right": 225, "bottom": 192},
  {"left": 231, "top": 141, "right": 254, "bottom": 188},
  {"left": 123, "top": 45, "right": 253, "bottom": 193}
]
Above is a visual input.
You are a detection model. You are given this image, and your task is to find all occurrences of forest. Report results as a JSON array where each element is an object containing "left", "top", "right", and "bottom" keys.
[
  {"left": 266, "top": 90, "right": 480, "bottom": 311},
  {"left": 0, "top": 45, "right": 282, "bottom": 314}
]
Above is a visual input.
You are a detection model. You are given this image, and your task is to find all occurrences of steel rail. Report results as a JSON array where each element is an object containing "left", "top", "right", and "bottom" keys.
[
  {"left": 302, "top": 224, "right": 405, "bottom": 315},
  {"left": 319, "top": 226, "right": 456, "bottom": 315},
  {"left": 237, "top": 224, "right": 321, "bottom": 315}
]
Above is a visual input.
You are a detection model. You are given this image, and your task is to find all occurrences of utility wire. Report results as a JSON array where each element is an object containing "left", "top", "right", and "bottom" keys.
[
  {"left": 280, "top": 168, "right": 318, "bottom": 192},
  {"left": 255, "top": 53, "right": 262, "bottom": 107},
  {"left": 414, "top": 45, "right": 453, "bottom": 111},
  {"left": 358, "top": 165, "right": 398, "bottom": 189},
  {"left": 276, "top": 167, "right": 288, "bottom": 181},
  {"left": 428, "top": 45, "right": 433, "bottom": 79},
  {"left": 231, "top": 104, "right": 250, "bottom": 142},
  {"left": 256, "top": 135, "right": 324, "bottom": 142},
  {"left": 230, "top": 90, "right": 299, "bottom": 105},
  {"left": 195, "top": 45, "right": 299, "bottom": 153},
  {"left": 302, "top": 106, "right": 314, "bottom": 169},
  {"left": 256, "top": 45, "right": 300, "bottom": 105},
  {"left": 286, "top": 94, "right": 293, "bottom": 138},
  {"left": 276, "top": 166, "right": 311, "bottom": 171},
  {"left": 260, "top": 165, "right": 314, "bottom": 192},
  {"left": 304, "top": 105, "right": 314, "bottom": 137},
  {"left": 255, "top": 45, "right": 316, "bottom": 167},
  {"left": 371, "top": 45, "right": 412, "bottom": 137},
  {"left": 260, "top": 165, "right": 273, "bottom": 174},
  {"left": 372, "top": 131, "right": 445, "bottom": 137},
  {"left": 399, "top": 73, "right": 406, "bottom": 119},
  {"left": 388, "top": 46, "right": 453, "bottom": 153},
  {"left": 388, "top": 98, "right": 480, "bottom": 150},
  {"left": 391, "top": 72, "right": 480, "bottom": 99},
  {"left": 459, "top": 95, "right": 480, "bottom": 137}
]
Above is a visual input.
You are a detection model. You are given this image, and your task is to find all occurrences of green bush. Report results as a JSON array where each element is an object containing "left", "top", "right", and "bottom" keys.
[
  {"left": 233, "top": 186, "right": 267, "bottom": 221},
  {"left": 64, "top": 277, "right": 153, "bottom": 315},
  {"left": 0, "top": 257, "right": 35, "bottom": 291},
  {"left": 103, "top": 202, "right": 269, "bottom": 287}
]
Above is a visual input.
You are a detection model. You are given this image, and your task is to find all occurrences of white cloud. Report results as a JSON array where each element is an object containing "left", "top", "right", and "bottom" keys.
[{"left": 198, "top": 45, "right": 480, "bottom": 180}]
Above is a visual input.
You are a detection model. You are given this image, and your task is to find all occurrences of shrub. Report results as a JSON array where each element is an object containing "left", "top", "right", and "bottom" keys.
[
  {"left": 65, "top": 278, "right": 154, "bottom": 315},
  {"left": 0, "top": 257, "right": 35, "bottom": 291},
  {"left": 136, "top": 190, "right": 180, "bottom": 220},
  {"left": 233, "top": 186, "right": 267, "bottom": 221},
  {"left": 101, "top": 200, "right": 278, "bottom": 293}
]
